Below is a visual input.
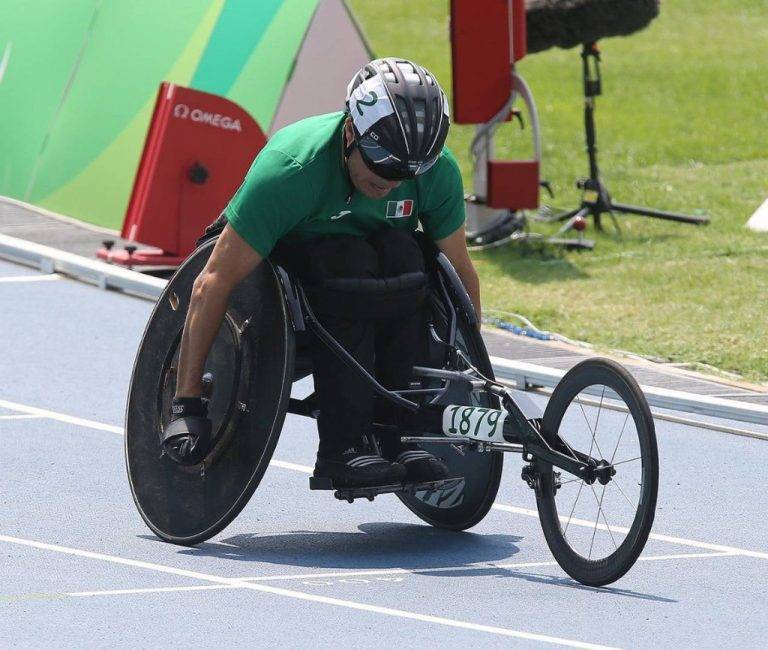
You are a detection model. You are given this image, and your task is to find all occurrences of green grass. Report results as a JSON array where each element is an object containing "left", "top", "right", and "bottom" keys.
[{"left": 348, "top": 0, "right": 768, "bottom": 382}]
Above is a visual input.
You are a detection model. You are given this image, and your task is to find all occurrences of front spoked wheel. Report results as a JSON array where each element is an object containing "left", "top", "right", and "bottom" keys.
[{"left": 536, "top": 358, "right": 658, "bottom": 586}]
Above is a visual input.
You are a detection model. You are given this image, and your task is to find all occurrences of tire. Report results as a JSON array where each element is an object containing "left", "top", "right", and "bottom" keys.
[
  {"left": 125, "top": 240, "right": 295, "bottom": 545},
  {"left": 396, "top": 261, "right": 503, "bottom": 531},
  {"left": 536, "top": 358, "right": 658, "bottom": 585}
]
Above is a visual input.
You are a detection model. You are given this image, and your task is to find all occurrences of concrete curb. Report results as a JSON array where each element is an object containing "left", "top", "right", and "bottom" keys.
[
  {"left": 491, "top": 357, "right": 768, "bottom": 428},
  {"left": 0, "top": 233, "right": 165, "bottom": 300}
]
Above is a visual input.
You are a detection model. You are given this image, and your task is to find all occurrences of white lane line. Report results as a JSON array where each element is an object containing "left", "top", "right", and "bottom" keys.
[
  {"left": 491, "top": 504, "right": 768, "bottom": 561},
  {"left": 69, "top": 585, "right": 232, "bottom": 597},
  {"left": 238, "top": 551, "right": 736, "bottom": 583},
  {"left": 0, "top": 534, "right": 614, "bottom": 650},
  {"left": 0, "top": 399, "right": 123, "bottom": 434},
  {"left": 17, "top": 551, "right": 735, "bottom": 602},
  {"left": 0, "top": 274, "right": 61, "bottom": 283},
  {"left": 0, "top": 414, "right": 43, "bottom": 420},
  {"left": 270, "top": 459, "right": 314, "bottom": 473},
  {"left": 4, "top": 397, "right": 768, "bottom": 562}
]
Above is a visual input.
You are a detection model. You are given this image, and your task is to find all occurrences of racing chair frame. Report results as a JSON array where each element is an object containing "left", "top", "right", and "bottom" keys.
[
  {"left": 272, "top": 233, "right": 506, "bottom": 528},
  {"left": 126, "top": 228, "right": 659, "bottom": 586},
  {"left": 278, "top": 242, "right": 605, "bottom": 489}
]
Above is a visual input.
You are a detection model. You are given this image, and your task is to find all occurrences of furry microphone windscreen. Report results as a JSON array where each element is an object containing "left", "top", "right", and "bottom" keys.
[{"left": 525, "top": 0, "right": 659, "bottom": 53}]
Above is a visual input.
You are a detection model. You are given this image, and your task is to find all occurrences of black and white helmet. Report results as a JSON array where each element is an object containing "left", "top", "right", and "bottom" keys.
[{"left": 345, "top": 58, "right": 450, "bottom": 180}]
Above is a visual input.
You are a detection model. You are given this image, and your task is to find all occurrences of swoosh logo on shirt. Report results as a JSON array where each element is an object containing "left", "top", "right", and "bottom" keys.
[{"left": 330, "top": 210, "right": 351, "bottom": 220}]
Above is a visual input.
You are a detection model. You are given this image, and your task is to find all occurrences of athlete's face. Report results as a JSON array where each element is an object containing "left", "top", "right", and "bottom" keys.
[{"left": 344, "top": 119, "right": 401, "bottom": 199}]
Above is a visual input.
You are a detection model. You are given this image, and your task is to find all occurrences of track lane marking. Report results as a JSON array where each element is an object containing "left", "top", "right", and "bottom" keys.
[
  {"left": 69, "top": 585, "right": 231, "bottom": 597},
  {"left": 1, "top": 551, "right": 736, "bottom": 604},
  {"left": 0, "top": 399, "right": 123, "bottom": 434},
  {"left": 491, "top": 504, "right": 768, "bottom": 560},
  {"left": 0, "top": 274, "right": 61, "bottom": 283},
  {"left": 4, "top": 398, "right": 768, "bottom": 561},
  {"left": 238, "top": 551, "right": 736, "bottom": 582},
  {"left": 270, "top": 459, "right": 315, "bottom": 473},
  {"left": 0, "top": 534, "right": 615, "bottom": 649}
]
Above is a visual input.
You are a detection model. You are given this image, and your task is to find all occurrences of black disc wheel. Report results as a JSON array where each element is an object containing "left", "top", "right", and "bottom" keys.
[
  {"left": 125, "top": 240, "right": 295, "bottom": 546},
  {"left": 396, "top": 249, "right": 502, "bottom": 531},
  {"left": 536, "top": 358, "right": 658, "bottom": 586}
]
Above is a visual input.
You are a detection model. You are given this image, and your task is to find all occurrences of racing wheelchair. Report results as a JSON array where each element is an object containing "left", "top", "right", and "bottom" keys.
[{"left": 125, "top": 226, "right": 658, "bottom": 586}]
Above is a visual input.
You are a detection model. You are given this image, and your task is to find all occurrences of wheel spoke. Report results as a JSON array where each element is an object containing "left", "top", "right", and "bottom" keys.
[
  {"left": 611, "top": 476, "right": 638, "bottom": 511},
  {"left": 609, "top": 456, "right": 641, "bottom": 468},
  {"left": 558, "top": 434, "right": 581, "bottom": 463},
  {"left": 592, "top": 387, "right": 609, "bottom": 462},
  {"left": 588, "top": 492, "right": 601, "bottom": 559},
  {"left": 609, "top": 411, "right": 631, "bottom": 464},
  {"left": 576, "top": 390, "right": 607, "bottom": 461},
  {"left": 564, "top": 479, "right": 585, "bottom": 537},
  {"left": 591, "top": 386, "right": 606, "bottom": 455},
  {"left": 589, "top": 484, "right": 618, "bottom": 551},
  {"left": 576, "top": 396, "right": 597, "bottom": 456}
]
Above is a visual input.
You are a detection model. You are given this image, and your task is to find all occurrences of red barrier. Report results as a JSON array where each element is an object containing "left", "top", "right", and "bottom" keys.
[
  {"left": 450, "top": 0, "right": 526, "bottom": 124},
  {"left": 487, "top": 160, "right": 539, "bottom": 210},
  {"left": 450, "top": 0, "right": 512, "bottom": 124},
  {"left": 98, "top": 83, "right": 266, "bottom": 267},
  {"left": 512, "top": 0, "right": 527, "bottom": 61}
]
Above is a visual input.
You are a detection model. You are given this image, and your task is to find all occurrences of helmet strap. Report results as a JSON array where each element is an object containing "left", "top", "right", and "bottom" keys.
[
  {"left": 343, "top": 138, "right": 357, "bottom": 163},
  {"left": 341, "top": 128, "right": 356, "bottom": 204}
]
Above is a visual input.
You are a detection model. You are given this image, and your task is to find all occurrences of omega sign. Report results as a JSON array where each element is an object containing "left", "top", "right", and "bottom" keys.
[{"left": 173, "top": 103, "right": 242, "bottom": 132}]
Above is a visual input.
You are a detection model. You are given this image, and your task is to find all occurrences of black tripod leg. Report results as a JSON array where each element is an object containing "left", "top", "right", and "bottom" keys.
[
  {"left": 608, "top": 209, "right": 622, "bottom": 236},
  {"left": 553, "top": 206, "right": 590, "bottom": 237},
  {"left": 612, "top": 202, "right": 709, "bottom": 225},
  {"left": 540, "top": 206, "right": 584, "bottom": 224}
]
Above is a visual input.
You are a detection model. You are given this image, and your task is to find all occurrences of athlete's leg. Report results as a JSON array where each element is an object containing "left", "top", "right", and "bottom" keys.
[
  {"left": 295, "top": 236, "right": 379, "bottom": 456},
  {"left": 369, "top": 228, "right": 431, "bottom": 407},
  {"left": 367, "top": 230, "right": 448, "bottom": 480}
]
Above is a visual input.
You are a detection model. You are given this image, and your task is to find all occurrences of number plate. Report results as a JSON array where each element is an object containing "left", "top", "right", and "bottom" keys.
[{"left": 442, "top": 405, "right": 508, "bottom": 442}]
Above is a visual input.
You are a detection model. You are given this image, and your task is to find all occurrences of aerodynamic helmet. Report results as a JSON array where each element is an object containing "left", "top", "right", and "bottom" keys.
[{"left": 345, "top": 57, "right": 450, "bottom": 180}]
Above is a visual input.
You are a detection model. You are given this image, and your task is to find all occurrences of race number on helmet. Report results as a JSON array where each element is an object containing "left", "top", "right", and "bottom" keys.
[{"left": 345, "top": 58, "right": 450, "bottom": 180}]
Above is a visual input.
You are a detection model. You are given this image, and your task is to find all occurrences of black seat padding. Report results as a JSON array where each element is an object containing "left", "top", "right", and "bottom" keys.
[{"left": 304, "top": 271, "right": 429, "bottom": 321}]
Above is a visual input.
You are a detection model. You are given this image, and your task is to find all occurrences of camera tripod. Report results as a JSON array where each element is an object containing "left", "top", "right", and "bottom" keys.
[{"left": 543, "top": 42, "right": 709, "bottom": 234}]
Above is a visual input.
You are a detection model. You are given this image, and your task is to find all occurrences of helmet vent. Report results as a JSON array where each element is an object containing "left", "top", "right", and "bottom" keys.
[
  {"left": 396, "top": 60, "right": 423, "bottom": 85},
  {"left": 414, "top": 99, "right": 426, "bottom": 138},
  {"left": 395, "top": 95, "right": 412, "bottom": 141},
  {"left": 381, "top": 60, "right": 397, "bottom": 83}
]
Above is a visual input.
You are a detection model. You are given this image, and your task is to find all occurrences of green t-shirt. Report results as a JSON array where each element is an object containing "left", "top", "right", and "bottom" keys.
[{"left": 224, "top": 111, "right": 465, "bottom": 258}]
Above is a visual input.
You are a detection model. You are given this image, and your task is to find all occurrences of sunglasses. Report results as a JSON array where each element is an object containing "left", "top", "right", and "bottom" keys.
[{"left": 357, "top": 134, "right": 439, "bottom": 181}]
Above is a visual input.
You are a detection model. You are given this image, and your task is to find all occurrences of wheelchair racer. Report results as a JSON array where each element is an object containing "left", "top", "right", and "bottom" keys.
[{"left": 169, "top": 58, "right": 483, "bottom": 487}]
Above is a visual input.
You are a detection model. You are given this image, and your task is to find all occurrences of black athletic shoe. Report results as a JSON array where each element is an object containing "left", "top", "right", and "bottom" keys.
[
  {"left": 386, "top": 443, "right": 450, "bottom": 483},
  {"left": 313, "top": 446, "right": 406, "bottom": 487}
]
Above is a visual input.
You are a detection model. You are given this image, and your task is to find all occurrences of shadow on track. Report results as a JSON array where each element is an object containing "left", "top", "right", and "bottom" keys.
[
  {"left": 173, "top": 522, "right": 523, "bottom": 570},
  {"left": 137, "top": 524, "right": 671, "bottom": 600}
]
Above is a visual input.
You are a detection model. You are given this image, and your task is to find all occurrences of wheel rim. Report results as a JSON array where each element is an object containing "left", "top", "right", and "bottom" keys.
[
  {"left": 541, "top": 370, "right": 655, "bottom": 565},
  {"left": 397, "top": 292, "right": 502, "bottom": 528}
]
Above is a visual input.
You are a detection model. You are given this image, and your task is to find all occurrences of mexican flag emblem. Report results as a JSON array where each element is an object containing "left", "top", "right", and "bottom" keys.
[{"left": 386, "top": 199, "right": 414, "bottom": 218}]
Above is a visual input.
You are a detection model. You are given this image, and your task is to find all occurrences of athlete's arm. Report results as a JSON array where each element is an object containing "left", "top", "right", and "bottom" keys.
[
  {"left": 435, "top": 225, "right": 482, "bottom": 327},
  {"left": 175, "top": 224, "right": 264, "bottom": 397}
]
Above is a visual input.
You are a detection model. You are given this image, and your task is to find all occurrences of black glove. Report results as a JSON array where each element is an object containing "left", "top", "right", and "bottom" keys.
[
  {"left": 163, "top": 397, "right": 212, "bottom": 465},
  {"left": 171, "top": 396, "right": 208, "bottom": 420}
]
